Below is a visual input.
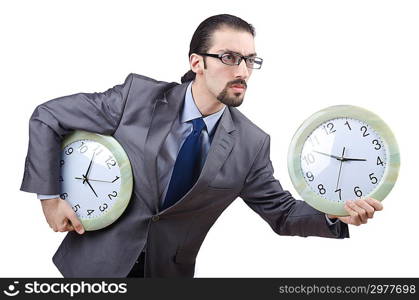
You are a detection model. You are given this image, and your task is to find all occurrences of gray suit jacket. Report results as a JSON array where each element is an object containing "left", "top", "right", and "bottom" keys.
[{"left": 21, "top": 73, "right": 349, "bottom": 278}]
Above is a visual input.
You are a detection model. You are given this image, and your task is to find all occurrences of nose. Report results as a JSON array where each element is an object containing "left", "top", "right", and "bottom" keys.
[{"left": 234, "top": 59, "right": 250, "bottom": 80}]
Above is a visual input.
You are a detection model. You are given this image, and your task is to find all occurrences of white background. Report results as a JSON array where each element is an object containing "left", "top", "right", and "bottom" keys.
[{"left": 1, "top": 0, "right": 417, "bottom": 277}]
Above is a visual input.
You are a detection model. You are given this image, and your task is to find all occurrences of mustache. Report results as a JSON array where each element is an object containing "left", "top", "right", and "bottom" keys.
[{"left": 228, "top": 79, "right": 247, "bottom": 88}]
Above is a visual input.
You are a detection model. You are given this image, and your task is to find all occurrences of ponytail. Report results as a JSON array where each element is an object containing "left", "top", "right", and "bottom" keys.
[{"left": 181, "top": 70, "right": 196, "bottom": 83}]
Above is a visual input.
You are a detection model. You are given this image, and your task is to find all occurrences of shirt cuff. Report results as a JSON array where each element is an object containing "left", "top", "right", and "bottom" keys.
[
  {"left": 325, "top": 214, "right": 339, "bottom": 225},
  {"left": 37, "top": 194, "right": 60, "bottom": 200}
]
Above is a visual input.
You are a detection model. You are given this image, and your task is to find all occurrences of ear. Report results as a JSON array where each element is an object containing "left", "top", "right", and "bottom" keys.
[{"left": 190, "top": 53, "right": 204, "bottom": 75}]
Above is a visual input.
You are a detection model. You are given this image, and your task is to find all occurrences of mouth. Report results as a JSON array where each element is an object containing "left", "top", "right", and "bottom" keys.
[{"left": 230, "top": 84, "right": 246, "bottom": 92}]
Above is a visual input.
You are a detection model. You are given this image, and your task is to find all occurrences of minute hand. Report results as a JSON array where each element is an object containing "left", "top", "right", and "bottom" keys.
[{"left": 82, "top": 175, "right": 98, "bottom": 197}]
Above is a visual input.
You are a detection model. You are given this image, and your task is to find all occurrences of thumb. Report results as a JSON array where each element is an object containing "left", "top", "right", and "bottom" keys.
[{"left": 66, "top": 211, "right": 85, "bottom": 234}]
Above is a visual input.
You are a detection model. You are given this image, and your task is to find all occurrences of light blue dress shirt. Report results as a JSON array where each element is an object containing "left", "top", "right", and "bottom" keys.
[{"left": 38, "top": 81, "right": 226, "bottom": 208}]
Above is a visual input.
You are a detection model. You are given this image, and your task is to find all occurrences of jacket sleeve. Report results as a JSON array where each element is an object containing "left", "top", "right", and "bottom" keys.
[
  {"left": 20, "top": 74, "right": 134, "bottom": 195},
  {"left": 239, "top": 135, "right": 349, "bottom": 239}
]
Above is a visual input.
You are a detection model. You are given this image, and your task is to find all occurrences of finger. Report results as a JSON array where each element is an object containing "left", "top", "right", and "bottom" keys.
[
  {"left": 66, "top": 212, "right": 85, "bottom": 234},
  {"left": 50, "top": 221, "right": 59, "bottom": 232},
  {"left": 58, "top": 225, "right": 71, "bottom": 232},
  {"left": 337, "top": 215, "right": 351, "bottom": 224},
  {"left": 56, "top": 219, "right": 73, "bottom": 232},
  {"left": 344, "top": 202, "right": 362, "bottom": 226},
  {"left": 347, "top": 200, "right": 368, "bottom": 224},
  {"left": 327, "top": 214, "right": 338, "bottom": 219},
  {"left": 63, "top": 219, "right": 75, "bottom": 232},
  {"left": 365, "top": 197, "right": 384, "bottom": 211},
  {"left": 356, "top": 199, "right": 376, "bottom": 219}
]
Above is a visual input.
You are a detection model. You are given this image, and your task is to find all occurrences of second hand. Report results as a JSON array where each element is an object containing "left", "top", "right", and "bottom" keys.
[{"left": 75, "top": 176, "right": 119, "bottom": 183}]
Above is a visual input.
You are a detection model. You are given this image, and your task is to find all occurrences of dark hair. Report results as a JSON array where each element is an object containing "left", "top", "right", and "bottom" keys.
[{"left": 181, "top": 14, "right": 255, "bottom": 83}]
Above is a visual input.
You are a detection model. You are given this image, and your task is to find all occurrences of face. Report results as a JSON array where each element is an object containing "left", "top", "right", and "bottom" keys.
[{"left": 200, "top": 27, "right": 256, "bottom": 107}]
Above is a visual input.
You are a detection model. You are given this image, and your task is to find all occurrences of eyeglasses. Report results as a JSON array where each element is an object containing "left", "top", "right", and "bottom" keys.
[{"left": 197, "top": 52, "right": 263, "bottom": 69}]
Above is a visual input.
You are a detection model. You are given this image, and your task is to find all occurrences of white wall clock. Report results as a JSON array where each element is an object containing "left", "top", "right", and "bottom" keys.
[
  {"left": 287, "top": 105, "right": 400, "bottom": 216},
  {"left": 60, "top": 131, "right": 133, "bottom": 231}
]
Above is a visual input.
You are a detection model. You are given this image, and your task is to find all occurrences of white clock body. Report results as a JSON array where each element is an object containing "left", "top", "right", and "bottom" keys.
[
  {"left": 60, "top": 131, "right": 133, "bottom": 230},
  {"left": 288, "top": 105, "right": 400, "bottom": 216}
]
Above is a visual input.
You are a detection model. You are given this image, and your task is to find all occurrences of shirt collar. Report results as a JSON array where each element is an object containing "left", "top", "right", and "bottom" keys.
[{"left": 181, "top": 81, "right": 226, "bottom": 136}]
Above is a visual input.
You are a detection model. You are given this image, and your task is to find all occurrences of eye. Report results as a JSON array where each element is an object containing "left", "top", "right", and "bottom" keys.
[{"left": 222, "top": 53, "right": 237, "bottom": 64}]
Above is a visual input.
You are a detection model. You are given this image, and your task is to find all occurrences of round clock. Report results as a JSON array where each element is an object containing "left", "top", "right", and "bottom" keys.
[
  {"left": 287, "top": 105, "right": 400, "bottom": 216},
  {"left": 59, "top": 130, "right": 133, "bottom": 231}
]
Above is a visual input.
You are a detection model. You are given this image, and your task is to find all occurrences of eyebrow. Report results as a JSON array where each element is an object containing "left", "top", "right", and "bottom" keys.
[{"left": 217, "top": 49, "right": 257, "bottom": 57}]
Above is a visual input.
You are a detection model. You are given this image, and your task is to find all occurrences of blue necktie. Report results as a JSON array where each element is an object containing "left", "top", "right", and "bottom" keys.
[{"left": 161, "top": 117, "right": 207, "bottom": 210}]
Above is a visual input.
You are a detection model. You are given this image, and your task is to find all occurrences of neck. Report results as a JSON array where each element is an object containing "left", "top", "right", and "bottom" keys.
[{"left": 191, "top": 80, "right": 225, "bottom": 117}]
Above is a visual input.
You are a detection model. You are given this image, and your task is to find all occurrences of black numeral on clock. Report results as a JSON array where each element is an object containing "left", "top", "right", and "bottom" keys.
[
  {"left": 73, "top": 204, "right": 80, "bottom": 212},
  {"left": 360, "top": 126, "right": 370, "bottom": 137},
  {"left": 87, "top": 209, "right": 95, "bottom": 216},
  {"left": 65, "top": 147, "right": 73, "bottom": 155},
  {"left": 377, "top": 156, "right": 384, "bottom": 166},
  {"left": 335, "top": 189, "right": 342, "bottom": 200},
  {"left": 306, "top": 171, "right": 314, "bottom": 182},
  {"left": 105, "top": 156, "right": 117, "bottom": 169},
  {"left": 354, "top": 186, "right": 363, "bottom": 197},
  {"left": 99, "top": 203, "right": 108, "bottom": 212},
  {"left": 344, "top": 120, "right": 352, "bottom": 131},
  {"left": 369, "top": 173, "right": 378, "bottom": 184},
  {"left": 60, "top": 193, "right": 68, "bottom": 200},
  {"left": 372, "top": 139, "right": 382, "bottom": 150},
  {"left": 318, "top": 184, "right": 326, "bottom": 195},
  {"left": 108, "top": 191, "right": 118, "bottom": 200},
  {"left": 322, "top": 122, "right": 336, "bottom": 135}
]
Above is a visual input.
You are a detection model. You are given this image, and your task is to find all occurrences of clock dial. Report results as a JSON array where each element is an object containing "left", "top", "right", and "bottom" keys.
[
  {"left": 60, "top": 140, "right": 122, "bottom": 219},
  {"left": 300, "top": 118, "right": 387, "bottom": 203},
  {"left": 288, "top": 105, "right": 399, "bottom": 216}
]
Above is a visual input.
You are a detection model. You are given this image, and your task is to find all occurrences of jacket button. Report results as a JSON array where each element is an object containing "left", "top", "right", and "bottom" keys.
[{"left": 151, "top": 215, "right": 160, "bottom": 222}]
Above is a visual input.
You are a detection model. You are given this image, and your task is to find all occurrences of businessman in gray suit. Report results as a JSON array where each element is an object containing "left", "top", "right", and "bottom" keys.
[{"left": 21, "top": 14, "right": 383, "bottom": 277}]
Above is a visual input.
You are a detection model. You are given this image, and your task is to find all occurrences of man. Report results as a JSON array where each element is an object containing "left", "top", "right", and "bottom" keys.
[{"left": 21, "top": 14, "right": 383, "bottom": 278}]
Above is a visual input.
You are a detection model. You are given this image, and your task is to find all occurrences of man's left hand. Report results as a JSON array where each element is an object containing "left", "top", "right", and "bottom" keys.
[{"left": 327, "top": 197, "right": 383, "bottom": 226}]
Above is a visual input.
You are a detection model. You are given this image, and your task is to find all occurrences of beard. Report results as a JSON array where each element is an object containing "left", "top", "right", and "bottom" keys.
[{"left": 216, "top": 79, "right": 247, "bottom": 107}]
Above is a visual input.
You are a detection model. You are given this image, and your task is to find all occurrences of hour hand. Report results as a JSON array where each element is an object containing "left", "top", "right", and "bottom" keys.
[
  {"left": 342, "top": 157, "right": 367, "bottom": 162},
  {"left": 83, "top": 151, "right": 96, "bottom": 184}
]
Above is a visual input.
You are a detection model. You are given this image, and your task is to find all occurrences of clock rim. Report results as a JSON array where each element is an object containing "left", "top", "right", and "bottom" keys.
[
  {"left": 61, "top": 130, "right": 133, "bottom": 230},
  {"left": 287, "top": 105, "right": 400, "bottom": 216}
]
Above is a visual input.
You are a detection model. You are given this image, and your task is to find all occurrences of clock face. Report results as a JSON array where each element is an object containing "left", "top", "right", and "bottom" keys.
[
  {"left": 288, "top": 105, "right": 400, "bottom": 216},
  {"left": 300, "top": 117, "right": 387, "bottom": 203},
  {"left": 60, "top": 139, "right": 122, "bottom": 219}
]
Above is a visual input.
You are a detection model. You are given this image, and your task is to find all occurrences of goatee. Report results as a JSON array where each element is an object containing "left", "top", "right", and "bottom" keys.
[{"left": 216, "top": 79, "right": 247, "bottom": 107}]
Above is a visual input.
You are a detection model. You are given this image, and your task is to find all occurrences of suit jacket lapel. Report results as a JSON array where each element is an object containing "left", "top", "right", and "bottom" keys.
[
  {"left": 195, "top": 107, "right": 236, "bottom": 188},
  {"left": 143, "top": 82, "right": 188, "bottom": 212}
]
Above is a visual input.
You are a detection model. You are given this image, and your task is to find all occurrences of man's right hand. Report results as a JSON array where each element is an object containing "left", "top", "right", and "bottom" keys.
[{"left": 40, "top": 197, "right": 85, "bottom": 234}]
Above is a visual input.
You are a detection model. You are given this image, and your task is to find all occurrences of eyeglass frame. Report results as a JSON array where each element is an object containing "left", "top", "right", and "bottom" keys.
[{"left": 197, "top": 52, "right": 263, "bottom": 69}]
